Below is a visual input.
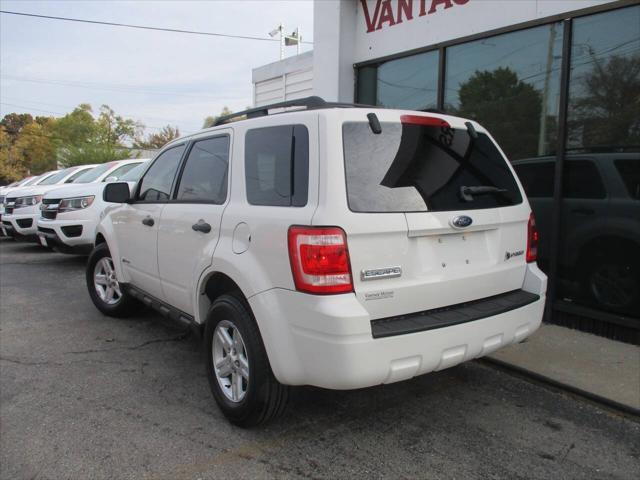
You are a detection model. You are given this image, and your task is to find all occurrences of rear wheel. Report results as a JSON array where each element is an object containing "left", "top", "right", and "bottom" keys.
[
  {"left": 86, "top": 242, "right": 140, "bottom": 317},
  {"left": 204, "top": 293, "right": 289, "bottom": 427},
  {"left": 581, "top": 247, "right": 640, "bottom": 316}
]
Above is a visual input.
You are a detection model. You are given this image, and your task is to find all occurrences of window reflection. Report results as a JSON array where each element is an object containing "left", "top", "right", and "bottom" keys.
[
  {"left": 377, "top": 51, "right": 439, "bottom": 110},
  {"left": 445, "top": 24, "right": 563, "bottom": 161},
  {"left": 567, "top": 7, "right": 640, "bottom": 152}
]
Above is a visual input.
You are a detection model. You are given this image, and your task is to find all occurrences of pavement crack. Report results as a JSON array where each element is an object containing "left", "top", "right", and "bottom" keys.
[{"left": 66, "top": 331, "right": 190, "bottom": 355}]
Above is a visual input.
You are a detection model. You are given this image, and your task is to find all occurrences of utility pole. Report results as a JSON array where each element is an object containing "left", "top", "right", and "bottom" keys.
[{"left": 538, "top": 23, "right": 557, "bottom": 156}]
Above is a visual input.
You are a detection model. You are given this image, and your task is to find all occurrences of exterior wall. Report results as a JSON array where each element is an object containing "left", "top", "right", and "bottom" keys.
[
  {"left": 252, "top": 51, "right": 314, "bottom": 107},
  {"left": 353, "top": 0, "right": 614, "bottom": 63}
]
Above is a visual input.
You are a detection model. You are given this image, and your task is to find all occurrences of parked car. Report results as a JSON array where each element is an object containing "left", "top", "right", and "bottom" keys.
[
  {"left": 37, "top": 160, "right": 149, "bottom": 253},
  {"left": 1, "top": 173, "right": 54, "bottom": 232},
  {"left": 86, "top": 97, "right": 547, "bottom": 426},
  {"left": 513, "top": 153, "right": 639, "bottom": 317},
  {"left": 1, "top": 165, "right": 97, "bottom": 240}
]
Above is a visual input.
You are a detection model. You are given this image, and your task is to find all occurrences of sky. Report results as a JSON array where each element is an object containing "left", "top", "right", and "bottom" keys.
[{"left": 0, "top": 0, "right": 314, "bottom": 136}]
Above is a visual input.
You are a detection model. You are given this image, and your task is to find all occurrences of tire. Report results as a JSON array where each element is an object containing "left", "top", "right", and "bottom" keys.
[
  {"left": 86, "top": 242, "right": 140, "bottom": 317},
  {"left": 582, "top": 250, "right": 640, "bottom": 316},
  {"left": 204, "top": 293, "right": 289, "bottom": 427}
]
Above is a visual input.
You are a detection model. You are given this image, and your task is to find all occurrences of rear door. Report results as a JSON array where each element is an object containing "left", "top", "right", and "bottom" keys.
[
  {"left": 157, "top": 132, "right": 231, "bottom": 315},
  {"left": 337, "top": 112, "right": 531, "bottom": 319}
]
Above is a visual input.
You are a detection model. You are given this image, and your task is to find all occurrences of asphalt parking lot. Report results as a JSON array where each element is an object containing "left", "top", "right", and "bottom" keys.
[{"left": 1, "top": 239, "right": 639, "bottom": 480}]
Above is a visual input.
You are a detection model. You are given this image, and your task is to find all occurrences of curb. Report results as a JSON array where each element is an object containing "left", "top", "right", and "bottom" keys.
[{"left": 482, "top": 357, "right": 640, "bottom": 419}]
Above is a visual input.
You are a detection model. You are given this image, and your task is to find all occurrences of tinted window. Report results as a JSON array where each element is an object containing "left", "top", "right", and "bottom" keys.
[
  {"left": 567, "top": 6, "right": 640, "bottom": 151},
  {"left": 38, "top": 168, "right": 77, "bottom": 185},
  {"left": 138, "top": 146, "right": 185, "bottom": 201},
  {"left": 245, "top": 125, "right": 308, "bottom": 206},
  {"left": 120, "top": 163, "right": 147, "bottom": 182},
  {"left": 615, "top": 158, "right": 640, "bottom": 199},
  {"left": 445, "top": 23, "right": 563, "bottom": 161},
  {"left": 513, "top": 162, "right": 555, "bottom": 198},
  {"left": 106, "top": 162, "right": 141, "bottom": 181},
  {"left": 563, "top": 160, "right": 605, "bottom": 199},
  {"left": 66, "top": 167, "right": 95, "bottom": 183},
  {"left": 74, "top": 163, "right": 115, "bottom": 183},
  {"left": 377, "top": 50, "right": 439, "bottom": 110},
  {"left": 177, "top": 137, "right": 229, "bottom": 203},
  {"left": 343, "top": 121, "right": 522, "bottom": 212}
]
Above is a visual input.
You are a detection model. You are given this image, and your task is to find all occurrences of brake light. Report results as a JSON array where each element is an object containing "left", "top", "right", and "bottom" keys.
[
  {"left": 288, "top": 226, "right": 353, "bottom": 294},
  {"left": 400, "top": 115, "right": 450, "bottom": 128},
  {"left": 526, "top": 213, "right": 538, "bottom": 263}
]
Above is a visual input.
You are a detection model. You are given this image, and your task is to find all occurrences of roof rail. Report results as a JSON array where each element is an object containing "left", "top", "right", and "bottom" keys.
[{"left": 213, "top": 96, "right": 376, "bottom": 126}]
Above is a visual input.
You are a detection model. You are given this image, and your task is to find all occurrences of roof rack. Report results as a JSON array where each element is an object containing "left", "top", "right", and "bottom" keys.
[{"left": 213, "top": 96, "right": 376, "bottom": 126}]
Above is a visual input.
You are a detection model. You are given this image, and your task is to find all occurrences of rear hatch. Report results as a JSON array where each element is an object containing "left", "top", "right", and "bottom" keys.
[{"left": 339, "top": 112, "right": 531, "bottom": 319}]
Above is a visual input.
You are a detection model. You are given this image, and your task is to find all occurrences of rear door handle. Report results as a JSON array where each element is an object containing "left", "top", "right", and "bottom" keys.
[
  {"left": 142, "top": 216, "right": 154, "bottom": 227},
  {"left": 192, "top": 220, "right": 211, "bottom": 234}
]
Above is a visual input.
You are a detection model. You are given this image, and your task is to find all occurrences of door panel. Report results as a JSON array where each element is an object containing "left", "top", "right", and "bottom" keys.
[
  {"left": 157, "top": 204, "right": 224, "bottom": 314},
  {"left": 113, "top": 203, "right": 165, "bottom": 298}
]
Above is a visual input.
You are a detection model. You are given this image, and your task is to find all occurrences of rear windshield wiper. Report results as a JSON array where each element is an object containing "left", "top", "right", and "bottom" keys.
[{"left": 460, "top": 185, "right": 508, "bottom": 202}]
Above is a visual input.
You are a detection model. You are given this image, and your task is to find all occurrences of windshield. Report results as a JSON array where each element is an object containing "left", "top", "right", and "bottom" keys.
[
  {"left": 23, "top": 176, "right": 42, "bottom": 186},
  {"left": 342, "top": 120, "right": 522, "bottom": 212},
  {"left": 73, "top": 162, "right": 116, "bottom": 183},
  {"left": 38, "top": 168, "right": 77, "bottom": 185},
  {"left": 119, "top": 162, "right": 147, "bottom": 181}
]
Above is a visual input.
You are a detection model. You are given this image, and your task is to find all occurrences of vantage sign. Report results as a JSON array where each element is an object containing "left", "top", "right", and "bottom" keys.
[{"left": 360, "top": 0, "right": 471, "bottom": 33}]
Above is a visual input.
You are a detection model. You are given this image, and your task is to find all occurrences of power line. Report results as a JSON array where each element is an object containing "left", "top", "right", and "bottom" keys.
[
  {"left": 1, "top": 74, "right": 248, "bottom": 101},
  {"left": 0, "top": 10, "right": 313, "bottom": 45}
]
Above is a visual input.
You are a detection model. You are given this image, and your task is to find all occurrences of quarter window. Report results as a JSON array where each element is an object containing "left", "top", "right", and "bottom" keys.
[
  {"left": 177, "top": 136, "right": 230, "bottom": 203},
  {"left": 245, "top": 125, "right": 308, "bottom": 207},
  {"left": 138, "top": 145, "right": 185, "bottom": 201}
]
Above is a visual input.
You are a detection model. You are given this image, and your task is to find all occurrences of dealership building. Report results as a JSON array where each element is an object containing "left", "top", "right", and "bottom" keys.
[{"left": 253, "top": 0, "right": 639, "bottom": 341}]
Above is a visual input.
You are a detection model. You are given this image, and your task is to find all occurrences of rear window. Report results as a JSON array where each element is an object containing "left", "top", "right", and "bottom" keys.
[
  {"left": 513, "top": 162, "right": 555, "bottom": 198},
  {"left": 342, "top": 121, "right": 522, "bottom": 212}
]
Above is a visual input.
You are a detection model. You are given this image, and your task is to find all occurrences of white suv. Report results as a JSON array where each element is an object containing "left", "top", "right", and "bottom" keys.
[
  {"left": 86, "top": 98, "right": 547, "bottom": 426},
  {"left": 2, "top": 165, "right": 96, "bottom": 240},
  {"left": 37, "top": 159, "right": 148, "bottom": 253}
]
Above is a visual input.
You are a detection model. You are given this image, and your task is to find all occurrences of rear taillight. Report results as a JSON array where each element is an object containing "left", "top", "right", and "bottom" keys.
[
  {"left": 287, "top": 226, "right": 353, "bottom": 294},
  {"left": 526, "top": 213, "right": 538, "bottom": 263}
]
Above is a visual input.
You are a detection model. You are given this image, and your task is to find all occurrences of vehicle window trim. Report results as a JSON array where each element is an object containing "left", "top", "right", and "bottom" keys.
[
  {"left": 132, "top": 143, "right": 188, "bottom": 204},
  {"left": 170, "top": 133, "right": 232, "bottom": 205}
]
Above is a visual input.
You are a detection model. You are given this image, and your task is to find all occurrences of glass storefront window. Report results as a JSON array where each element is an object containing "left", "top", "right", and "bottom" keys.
[
  {"left": 445, "top": 23, "right": 564, "bottom": 161},
  {"left": 566, "top": 6, "right": 640, "bottom": 152},
  {"left": 376, "top": 50, "right": 439, "bottom": 110},
  {"left": 558, "top": 6, "right": 640, "bottom": 321}
]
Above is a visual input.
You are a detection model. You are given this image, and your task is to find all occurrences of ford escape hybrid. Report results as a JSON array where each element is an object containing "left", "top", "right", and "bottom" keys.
[{"left": 86, "top": 97, "right": 547, "bottom": 426}]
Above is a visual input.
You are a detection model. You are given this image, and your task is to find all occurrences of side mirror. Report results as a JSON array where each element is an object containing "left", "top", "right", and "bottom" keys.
[{"left": 103, "top": 182, "right": 131, "bottom": 203}]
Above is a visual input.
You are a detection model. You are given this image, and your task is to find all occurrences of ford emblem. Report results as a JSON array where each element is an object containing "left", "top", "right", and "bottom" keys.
[{"left": 451, "top": 215, "right": 473, "bottom": 229}]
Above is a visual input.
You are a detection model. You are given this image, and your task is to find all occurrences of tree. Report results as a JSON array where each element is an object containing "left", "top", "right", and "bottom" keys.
[
  {"left": 0, "top": 126, "right": 21, "bottom": 184},
  {"left": 1, "top": 113, "right": 34, "bottom": 141},
  {"left": 203, "top": 106, "right": 233, "bottom": 128},
  {"left": 455, "top": 67, "right": 542, "bottom": 160},
  {"left": 53, "top": 104, "right": 139, "bottom": 167},
  {"left": 568, "top": 54, "right": 640, "bottom": 149},
  {"left": 11, "top": 120, "right": 57, "bottom": 175},
  {"left": 133, "top": 125, "right": 181, "bottom": 149},
  {"left": 96, "top": 105, "right": 141, "bottom": 145}
]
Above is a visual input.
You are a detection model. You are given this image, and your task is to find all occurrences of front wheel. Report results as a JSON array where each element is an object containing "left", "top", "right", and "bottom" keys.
[
  {"left": 86, "top": 242, "right": 140, "bottom": 317},
  {"left": 204, "top": 294, "right": 289, "bottom": 427}
]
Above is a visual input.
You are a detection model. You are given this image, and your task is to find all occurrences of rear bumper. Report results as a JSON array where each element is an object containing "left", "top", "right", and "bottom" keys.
[{"left": 249, "top": 264, "right": 547, "bottom": 390}]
